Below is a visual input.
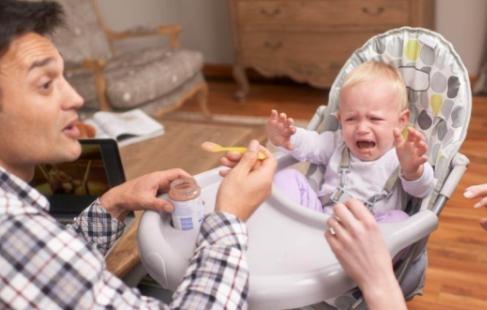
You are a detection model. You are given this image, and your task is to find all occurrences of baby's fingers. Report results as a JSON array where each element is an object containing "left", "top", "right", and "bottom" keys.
[{"left": 393, "top": 128, "right": 404, "bottom": 147}]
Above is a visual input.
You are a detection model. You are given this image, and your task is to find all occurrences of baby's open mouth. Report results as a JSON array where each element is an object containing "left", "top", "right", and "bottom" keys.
[{"left": 356, "top": 140, "right": 376, "bottom": 149}]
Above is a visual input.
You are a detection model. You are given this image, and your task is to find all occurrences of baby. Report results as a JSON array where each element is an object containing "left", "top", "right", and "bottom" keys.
[{"left": 268, "top": 61, "right": 435, "bottom": 221}]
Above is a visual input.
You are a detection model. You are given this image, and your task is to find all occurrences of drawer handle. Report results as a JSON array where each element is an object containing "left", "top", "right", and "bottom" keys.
[
  {"left": 264, "top": 41, "right": 283, "bottom": 49},
  {"left": 362, "top": 6, "right": 385, "bottom": 16},
  {"left": 260, "top": 7, "right": 281, "bottom": 17}
]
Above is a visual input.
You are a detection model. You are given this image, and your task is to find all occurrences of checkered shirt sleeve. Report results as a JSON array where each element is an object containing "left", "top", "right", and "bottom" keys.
[
  {"left": 68, "top": 199, "right": 125, "bottom": 255},
  {"left": 0, "top": 167, "right": 249, "bottom": 309}
]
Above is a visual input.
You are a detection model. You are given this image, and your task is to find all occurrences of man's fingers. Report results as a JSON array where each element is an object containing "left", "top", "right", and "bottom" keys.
[
  {"left": 480, "top": 218, "right": 487, "bottom": 231},
  {"left": 219, "top": 168, "right": 231, "bottom": 177},
  {"left": 474, "top": 197, "right": 487, "bottom": 209},
  {"left": 154, "top": 168, "right": 191, "bottom": 190},
  {"left": 231, "top": 140, "right": 260, "bottom": 175},
  {"left": 333, "top": 203, "right": 359, "bottom": 232},
  {"left": 147, "top": 197, "right": 174, "bottom": 213},
  {"left": 344, "top": 198, "right": 375, "bottom": 224}
]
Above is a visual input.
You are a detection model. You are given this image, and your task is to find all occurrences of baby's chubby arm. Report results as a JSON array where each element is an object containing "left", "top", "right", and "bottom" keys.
[
  {"left": 266, "top": 109, "right": 296, "bottom": 150},
  {"left": 394, "top": 127, "right": 428, "bottom": 181}
]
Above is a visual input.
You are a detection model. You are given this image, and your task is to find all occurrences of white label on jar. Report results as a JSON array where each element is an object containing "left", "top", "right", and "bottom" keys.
[{"left": 170, "top": 196, "right": 204, "bottom": 230}]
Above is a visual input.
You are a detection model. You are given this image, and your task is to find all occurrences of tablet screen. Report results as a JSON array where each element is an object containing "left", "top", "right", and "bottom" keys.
[{"left": 31, "top": 139, "right": 126, "bottom": 219}]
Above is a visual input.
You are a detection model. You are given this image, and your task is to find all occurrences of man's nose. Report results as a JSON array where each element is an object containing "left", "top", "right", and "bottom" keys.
[{"left": 62, "top": 77, "right": 84, "bottom": 109}]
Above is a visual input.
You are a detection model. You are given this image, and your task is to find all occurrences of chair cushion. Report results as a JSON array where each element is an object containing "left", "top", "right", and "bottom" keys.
[
  {"left": 51, "top": 0, "right": 113, "bottom": 66},
  {"left": 103, "top": 47, "right": 203, "bottom": 109},
  {"left": 64, "top": 68, "right": 100, "bottom": 111}
]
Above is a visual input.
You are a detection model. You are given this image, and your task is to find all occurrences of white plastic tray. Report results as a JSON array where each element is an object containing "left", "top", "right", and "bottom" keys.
[{"left": 138, "top": 167, "right": 438, "bottom": 309}]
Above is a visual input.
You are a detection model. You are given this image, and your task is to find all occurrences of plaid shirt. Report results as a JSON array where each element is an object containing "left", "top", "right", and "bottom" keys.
[{"left": 0, "top": 167, "right": 249, "bottom": 309}]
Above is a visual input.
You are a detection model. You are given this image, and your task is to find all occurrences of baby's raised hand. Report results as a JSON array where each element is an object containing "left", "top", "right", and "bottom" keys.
[
  {"left": 394, "top": 127, "right": 428, "bottom": 181},
  {"left": 266, "top": 109, "right": 296, "bottom": 150}
]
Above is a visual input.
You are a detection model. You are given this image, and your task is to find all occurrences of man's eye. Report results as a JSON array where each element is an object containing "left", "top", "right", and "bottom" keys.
[{"left": 41, "top": 80, "right": 52, "bottom": 90}]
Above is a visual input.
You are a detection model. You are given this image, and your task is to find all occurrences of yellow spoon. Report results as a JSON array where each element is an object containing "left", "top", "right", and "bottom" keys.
[{"left": 201, "top": 141, "right": 267, "bottom": 160}]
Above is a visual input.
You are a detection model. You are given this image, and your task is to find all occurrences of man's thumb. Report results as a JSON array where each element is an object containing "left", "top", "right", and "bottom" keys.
[{"left": 237, "top": 140, "right": 260, "bottom": 172}]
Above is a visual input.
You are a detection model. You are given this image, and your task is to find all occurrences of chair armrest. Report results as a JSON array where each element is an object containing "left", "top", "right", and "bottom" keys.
[{"left": 105, "top": 24, "right": 182, "bottom": 49}]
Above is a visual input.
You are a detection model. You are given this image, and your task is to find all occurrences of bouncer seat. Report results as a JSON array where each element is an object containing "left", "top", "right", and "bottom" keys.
[{"left": 138, "top": 27, "right": 471, "bottom": 309}]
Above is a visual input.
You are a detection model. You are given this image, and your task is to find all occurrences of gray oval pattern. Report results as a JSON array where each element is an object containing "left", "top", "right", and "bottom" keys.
[
  {"left": 431, "top": 71, "right": 447, "bottom": 93},
  {"left": 447, "top": 76, "right": 460, "bottom": 98},
  {"left": 451, "top": 106, "right": 465, "bottom": 128},
  {"left": 435, "top": 119, "right": 448, "bottom": 140},
  {"left": 441, "top": 99, "right": 455, "bottom": 118},
  {"left": 420, "top": 44, "right": 435, "bottom": 65},
  {"left": 418, "top": 110, "right": 433, "bottom": 130}
]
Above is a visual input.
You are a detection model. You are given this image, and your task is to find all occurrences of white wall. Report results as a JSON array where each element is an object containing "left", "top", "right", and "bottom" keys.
[
  {"left": 435, "top": 0, "right": 487, "bottom": 74},
  {"left": 98, "top": 0, "right": 487, "bottom": 74},
  {"left": 98, "top": 0, "right": 234, "bottom": 64}
]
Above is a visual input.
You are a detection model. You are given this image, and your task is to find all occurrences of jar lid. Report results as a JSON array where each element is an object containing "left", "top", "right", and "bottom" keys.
[{"left": 168, "top": 177, "right": 200, "bottom": 201}]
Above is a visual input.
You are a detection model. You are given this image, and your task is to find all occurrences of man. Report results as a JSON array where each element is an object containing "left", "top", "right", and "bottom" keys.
[{"left": 0, "top": 0, "right": 276, "bottom": 308}]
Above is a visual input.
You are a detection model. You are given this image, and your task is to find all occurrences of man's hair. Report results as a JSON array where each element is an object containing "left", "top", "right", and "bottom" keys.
[
  {"left": 341, "top": 61, "right": 408, "bottom": 111},
  {"left": 0, "top": 0, "right": 64, "bottom": 58}
]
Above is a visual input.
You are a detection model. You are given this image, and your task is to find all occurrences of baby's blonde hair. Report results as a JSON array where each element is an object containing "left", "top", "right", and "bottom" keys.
[{"left": 341, "top": 61, "right": 408, "bottom": 111}]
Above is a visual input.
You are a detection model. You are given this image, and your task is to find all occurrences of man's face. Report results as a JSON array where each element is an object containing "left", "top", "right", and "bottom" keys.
[
  {"left": 0, "top": 33, "right": 83, "bottom": 180},
  {"left": 338, "top": 78, "right": 408, "bottom": 161}
]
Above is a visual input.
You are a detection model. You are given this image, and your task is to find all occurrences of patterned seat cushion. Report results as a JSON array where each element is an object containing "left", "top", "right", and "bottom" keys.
[
  {"left": 104, "top": 47, "right": 203, "bottom": 110},
  {"left": 51, "top": 0, "right": 113, "bottom": 67}
]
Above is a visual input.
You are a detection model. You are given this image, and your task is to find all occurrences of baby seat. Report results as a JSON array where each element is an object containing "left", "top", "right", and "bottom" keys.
[{"left": 138, "top": 27, "right": 471, "bottom": 309}]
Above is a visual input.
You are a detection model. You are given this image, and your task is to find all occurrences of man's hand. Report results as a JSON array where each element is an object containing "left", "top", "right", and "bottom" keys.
[
  {"left": 266, "top": 109, "right": 296, "bottom": 150},
  {"left": 100, "top": 169, "right": 192, "bottom": 221},
  {"left": 216, "top": 140, "right": 276, "bottom": 221},
  {"left": 464, "top": 184, "right": 487, "bottom": 231},
  {"left": 325, "top": 199, "right": 407, "bottom": 310},
  {"left": 394, "top": 127, "right": 428, "bottom": 180}
]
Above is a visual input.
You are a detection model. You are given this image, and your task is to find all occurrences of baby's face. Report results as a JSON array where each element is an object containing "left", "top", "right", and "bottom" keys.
[{"left": 338, "top": 78, "right": 408, "bottom": 161}]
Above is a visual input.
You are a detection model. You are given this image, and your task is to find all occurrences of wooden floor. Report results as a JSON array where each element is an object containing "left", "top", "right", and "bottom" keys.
[{"left": 181, "top": 79, "right": 487, "bottom": 309}]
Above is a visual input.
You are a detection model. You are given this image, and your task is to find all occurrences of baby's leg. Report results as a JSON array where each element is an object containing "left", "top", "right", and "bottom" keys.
[
  {"left": 374, "top": 209, "right": 409, "bottom": 223},
  {"left": 273, "top": 168, "right": 323, "bottom": 212}
]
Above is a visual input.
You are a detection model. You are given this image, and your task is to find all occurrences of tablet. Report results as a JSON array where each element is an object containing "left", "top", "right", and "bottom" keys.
[{"left": 30, "top": 139, "right": 126, "bottom": 221}]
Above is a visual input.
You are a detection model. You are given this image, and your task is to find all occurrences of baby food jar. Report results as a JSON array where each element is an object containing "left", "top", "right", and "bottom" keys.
[{"left": 168, "top": 176, "right": 204, "bottom": 230}]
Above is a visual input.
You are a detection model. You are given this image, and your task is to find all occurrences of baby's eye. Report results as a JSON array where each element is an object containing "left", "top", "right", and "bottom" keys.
[{"left": 370, "top": 117, "right": 383, "bottom": 121}]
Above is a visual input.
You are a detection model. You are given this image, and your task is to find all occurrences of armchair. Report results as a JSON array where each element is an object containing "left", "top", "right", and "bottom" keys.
[{"left": 51, "top": 0, "right": 210, "bottom": 117}]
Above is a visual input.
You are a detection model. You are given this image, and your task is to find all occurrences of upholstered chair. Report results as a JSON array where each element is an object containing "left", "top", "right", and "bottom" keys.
[{"left": 51, "top": 0, "right": 210, "bottom": 116}]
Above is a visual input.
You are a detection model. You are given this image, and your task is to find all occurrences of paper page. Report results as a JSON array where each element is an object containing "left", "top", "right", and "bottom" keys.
[{"left": 92, "top": 109, "right": 163, "bottom": 139}]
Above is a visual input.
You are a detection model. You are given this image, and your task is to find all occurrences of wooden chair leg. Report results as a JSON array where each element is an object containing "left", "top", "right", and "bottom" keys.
[{"left": 196, "top": 82, "right": 211, "bottom": 117}]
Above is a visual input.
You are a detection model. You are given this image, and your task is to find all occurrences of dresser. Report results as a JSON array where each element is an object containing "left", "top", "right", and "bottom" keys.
[{"left": 228, "top": 0, "right": 435, "bottom": 100}]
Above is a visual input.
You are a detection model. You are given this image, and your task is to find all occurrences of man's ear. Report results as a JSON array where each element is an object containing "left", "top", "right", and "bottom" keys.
[{"left": 399, "top": 109, "right": 410, "bottom": 129}]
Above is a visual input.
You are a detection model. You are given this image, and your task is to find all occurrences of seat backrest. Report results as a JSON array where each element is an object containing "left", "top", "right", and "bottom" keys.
[
  {"left": 306, "top": 27, "right": 471, "bottom": 201},
  {"left": 51, "top": 0, "right": 113, "bottom": 66}
]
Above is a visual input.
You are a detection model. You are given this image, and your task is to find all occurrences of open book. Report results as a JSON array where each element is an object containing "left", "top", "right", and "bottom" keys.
[{"left": 84, "top": 109, "right": 164, "bottom": 147}]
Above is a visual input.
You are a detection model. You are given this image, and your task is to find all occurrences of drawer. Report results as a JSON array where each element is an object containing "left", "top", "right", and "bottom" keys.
[
  {"left": 236, "top": 0, "right": 410, "bottom": 29},
  {"left": 239, "top": 30, "right": 378, "bottom": 87}
]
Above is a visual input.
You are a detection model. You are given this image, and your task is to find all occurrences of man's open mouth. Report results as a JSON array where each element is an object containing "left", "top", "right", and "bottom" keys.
[{"left": 356, "top": 140, "right": 376, "bottom": 149}]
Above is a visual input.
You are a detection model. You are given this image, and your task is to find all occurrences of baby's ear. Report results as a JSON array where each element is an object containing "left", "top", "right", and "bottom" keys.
[{"left": 399, "top": 109, "right": 410, "bottom": 128}]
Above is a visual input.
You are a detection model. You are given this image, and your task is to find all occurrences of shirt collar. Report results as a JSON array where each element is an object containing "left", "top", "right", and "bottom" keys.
[{"left": 0, "top": 166, "right": 50, "bottom": 212}]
